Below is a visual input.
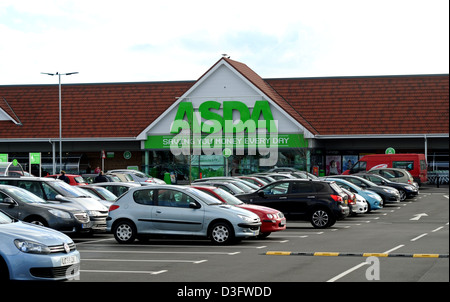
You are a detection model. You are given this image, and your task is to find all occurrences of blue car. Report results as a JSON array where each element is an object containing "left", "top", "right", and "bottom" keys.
[
  {"left": 322, "top": 177, "right": 383, "bottom": 212},
  {"left": 0, "top": 210, "right": 80, "bottom": 281}
]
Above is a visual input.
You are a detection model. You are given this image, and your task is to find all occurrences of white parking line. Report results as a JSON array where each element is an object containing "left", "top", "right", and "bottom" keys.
[
  {"left": 75, "top": 238, "right": 115, "bottom": 245},
  {"left": 327, "top": 245, "right": 404, "bottom": 282},
  {"left": 411, "top": 233, "right": 428, "bottom": 241},
  {"left": 81, "top": 269, "right": 168, "bottom": 275},
  {"left": 79, "top": 250, "right": 240, "bottom": 255},
  {"left": 77, "top": 243, "right": 266, "bottom": 249},
  {"left": 82, "top": 258, "right": 208, "bottom": 264}
]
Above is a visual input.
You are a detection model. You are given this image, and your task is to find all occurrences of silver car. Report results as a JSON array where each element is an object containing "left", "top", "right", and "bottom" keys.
[{"left": 107, "top": 185, "right": 261, "bottom": 245}]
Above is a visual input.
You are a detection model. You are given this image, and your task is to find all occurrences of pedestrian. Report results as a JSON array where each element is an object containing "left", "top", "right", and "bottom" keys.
[
  {"left": 94, "top": 166, "right": 101, "bottom": 174},
  {"left": 94, "top": 171, "right": 108, "bottom": 183},
  {"left": 58, "top": 170, "right": 70, "bottom": 184}
]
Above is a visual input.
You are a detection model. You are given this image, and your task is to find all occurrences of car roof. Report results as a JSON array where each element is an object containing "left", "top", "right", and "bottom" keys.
[
  {"left": 0, "top": 176, "right": 59, "bottom": 182},
  {"left": 86, "top": 182, "right": 141, "bottom": 187}
]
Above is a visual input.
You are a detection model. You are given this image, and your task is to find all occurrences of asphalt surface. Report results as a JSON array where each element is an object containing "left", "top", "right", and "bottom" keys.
[{"left": 41, "top": 184, "right": 448, "bottom": 297}]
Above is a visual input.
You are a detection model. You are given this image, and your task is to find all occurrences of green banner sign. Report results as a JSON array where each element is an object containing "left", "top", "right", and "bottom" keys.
[
  {"left": 0, "top": 154, "right": 8, "bottom": 163},
  {"left": 29, "top": 152, "right": 41, "bottom": 164},
  {"left": 144, "top": 133, "right": 308, "bottom": 150}
]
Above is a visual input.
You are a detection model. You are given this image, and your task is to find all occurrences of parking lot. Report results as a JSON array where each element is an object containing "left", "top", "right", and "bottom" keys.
[{"left": 68, "top": 186, "right": 448, "bottom": 289}]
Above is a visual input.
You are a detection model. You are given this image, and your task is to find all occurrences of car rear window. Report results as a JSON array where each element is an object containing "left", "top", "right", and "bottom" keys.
[
  {"left": 329, "top": 182, "right": 344, "bottom": 194},
  {"left": 133, "top": 189, "right": 154, "bottom": 205}
]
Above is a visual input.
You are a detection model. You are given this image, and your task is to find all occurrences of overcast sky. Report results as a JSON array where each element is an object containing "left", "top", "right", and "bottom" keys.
[{"left": 1, "top": 0, "right": 448, "bottom": 85}]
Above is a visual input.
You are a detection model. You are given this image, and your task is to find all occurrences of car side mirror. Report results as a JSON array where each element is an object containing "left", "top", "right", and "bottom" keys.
[
  {"left": 189, "top": 201, "right": 201, "bottom": 209},
  {"left": 55, "top": 194, "right": 68, "bottom": 202},
  {"left": 257, "top": 191, "right": 265, "bottom": 198},
  {"left": 3, "top": 197, "right": 15, "bottom": 207}
]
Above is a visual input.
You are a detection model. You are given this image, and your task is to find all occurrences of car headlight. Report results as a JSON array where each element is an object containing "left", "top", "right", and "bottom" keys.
[
  {"left": 367, "top": 192, "right": 381, "bottom": 200},
  {"left": 48, "top": 209, "right": 72, "bottom": 219},
  {"left": 266, "top": 213, "right": 274, "bottom": 219},
  {"left": 87, "top": 210, "right": 102, "bottom": 216},
  {"left": 405, "top": 185, "right": 415, "bottom": 190},
  {"left": 383, "top": 188, "right": 396, "bottom": 194},
  {"left": 14, "top": 239, "right": 51, "bottom": 254},
  {"left": 237, "top": 215, "right": 255, "bottom": 223}
]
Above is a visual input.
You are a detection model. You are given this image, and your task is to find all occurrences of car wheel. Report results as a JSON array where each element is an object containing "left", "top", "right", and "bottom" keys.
[
  {"left": 209, "top": 222, "right": 234, "bottom": 245},
  {"left": 399, "top": 190, "right": 407, "bottom": 201},
  {"left": 310, "top": 208, "right": 335, "bottom": 228},
  {"left": 113, "top": 220, "right": 137, "bottom": 244}
]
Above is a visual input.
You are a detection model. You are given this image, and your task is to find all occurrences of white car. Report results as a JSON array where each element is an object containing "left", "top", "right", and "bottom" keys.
[
  {"left": 353, "top": 193, "right": 368, "bottom": 214},
  {"left": 0, "top": 210, "right": 80, "bottom": 281},
  {"left": 107, "top": 185, "right": 261, "bottom": 244}
]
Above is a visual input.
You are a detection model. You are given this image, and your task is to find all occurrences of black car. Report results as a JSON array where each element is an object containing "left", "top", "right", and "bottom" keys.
[
  {"left": 326, "top": 175, "right": 401, "bottom": 204},
  {"left": 0, "top": 184, "right": 91, "bottom": 233},
  {"left": 354, "top": 173, "right": 419, "bottom": 201},
  {"left": 235, "top": 179, "right": 350, "bottom": 228}
]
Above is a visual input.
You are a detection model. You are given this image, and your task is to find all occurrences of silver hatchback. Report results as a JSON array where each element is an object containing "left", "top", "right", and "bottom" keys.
[{"left": 106, "top": 185, "right": 261, "bottom": 245}]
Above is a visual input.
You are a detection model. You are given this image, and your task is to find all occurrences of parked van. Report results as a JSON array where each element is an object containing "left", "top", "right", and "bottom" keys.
[{"left": 342, "top": 154, "right": 427, "bottom": 185}]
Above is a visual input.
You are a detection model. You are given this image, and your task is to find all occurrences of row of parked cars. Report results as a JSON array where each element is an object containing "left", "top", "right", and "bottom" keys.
[{"left": 0, "top": 162, "right": 419, "bottom": 280}]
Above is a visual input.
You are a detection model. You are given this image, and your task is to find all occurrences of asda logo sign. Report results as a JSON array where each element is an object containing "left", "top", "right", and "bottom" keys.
[
  {"left": 170, "top": 100, "right": 277, "bottom": 134},
  {"left": 166, "top": 100, "right": 279, "bottom": 166},
  {"left": 144, "top": 99, "right": 309, "bottom": 166}
]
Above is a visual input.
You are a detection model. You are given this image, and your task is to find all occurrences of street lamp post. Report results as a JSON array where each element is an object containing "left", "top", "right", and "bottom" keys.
[{"left": 41, "top": 72, "right": 78, "bottom": 174}]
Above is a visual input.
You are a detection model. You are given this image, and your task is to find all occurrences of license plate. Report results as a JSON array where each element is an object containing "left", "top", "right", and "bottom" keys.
[
  {"left": 279, "top": 220, "right": 286, "bottom": 226},
  {"left": 61, "top": 255, "right": 79, "bottom": 266}
]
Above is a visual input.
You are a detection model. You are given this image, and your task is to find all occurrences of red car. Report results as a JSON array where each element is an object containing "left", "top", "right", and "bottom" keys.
[
  {"left": 45, "top": 174, "right": 88, "bottom": 186},
  {"left": 191, "top": 185, "right": 286, "bottom": 238}
]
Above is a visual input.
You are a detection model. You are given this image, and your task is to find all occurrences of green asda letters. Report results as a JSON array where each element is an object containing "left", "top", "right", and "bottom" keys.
[{"left": 170, "top": 100, "right": 277, "bottom": 134}]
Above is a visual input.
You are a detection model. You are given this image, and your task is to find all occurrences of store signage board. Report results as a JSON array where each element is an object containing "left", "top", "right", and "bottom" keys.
[
  {"left": 145, "top": 133, "right": 308, "bottom": 150},
  {"left": 0, "top": 154, "right": 7, "bottom": 163},
  {"left": 29, "top": 152, "right": 41, "bottom": 164},
  {"left": 385, "top": 147, "right": 396, "bottom": 154}
]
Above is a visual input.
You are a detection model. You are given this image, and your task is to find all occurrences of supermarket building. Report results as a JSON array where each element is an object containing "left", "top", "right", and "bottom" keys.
[{"left": 0, "top": 57, "right": 448, "bottom": 181}]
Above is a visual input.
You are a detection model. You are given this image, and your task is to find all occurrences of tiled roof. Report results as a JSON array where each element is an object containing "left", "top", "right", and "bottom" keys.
[
  {"left": 0, "top": 59, "right": 448, "bottom": 140},
  {"left": 0, "top": 81, "right": 194, "bottom": 140},
  {"left": 265, "top": 75, "right": 449, "bottom": 136},
  {"left": 223, "top": 58, "right": 319, "bottom": 135}
]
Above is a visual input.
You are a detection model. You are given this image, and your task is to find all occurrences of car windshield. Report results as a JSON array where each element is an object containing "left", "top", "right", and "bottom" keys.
[
  {"left": 74, "top": 176, "right": 87, "bottom": 184},
  {"left": 227, "top": 181, "right": 254, "bottom": 192},
  {"left": 0, "top": 211, "right": 14, "bottom": 224},
  {"left": 358, "top": 178, "right": 378, "bottom": 187},
  {"left": 211, "top": 188, "right": 244, "bottom": 205},
  {"left": 3, "top": 186, "right": 47, "bottom": 204},
  {"left": 78, "top": 188, "right": 102, "bottom": 200},
  {"left": 186, "top": 188, "right": 222, "bottom": 205},
  {"left": 48, "top": 180, "right": 91, "bottom": 198},
  {"left": 85, "top": 187, "right": 117, "bottom": 201},
  {"left": 235, "top": 179, "right": 259, "bottom": 190}
]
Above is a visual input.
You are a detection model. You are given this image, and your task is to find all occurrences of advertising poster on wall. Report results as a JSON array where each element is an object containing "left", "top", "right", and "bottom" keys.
[
  {"left": 326, "top": 155, "right": 341, "bottom": 175},
  {"left": 342, "top": 155, "right": 358, "bottom": 172}
]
